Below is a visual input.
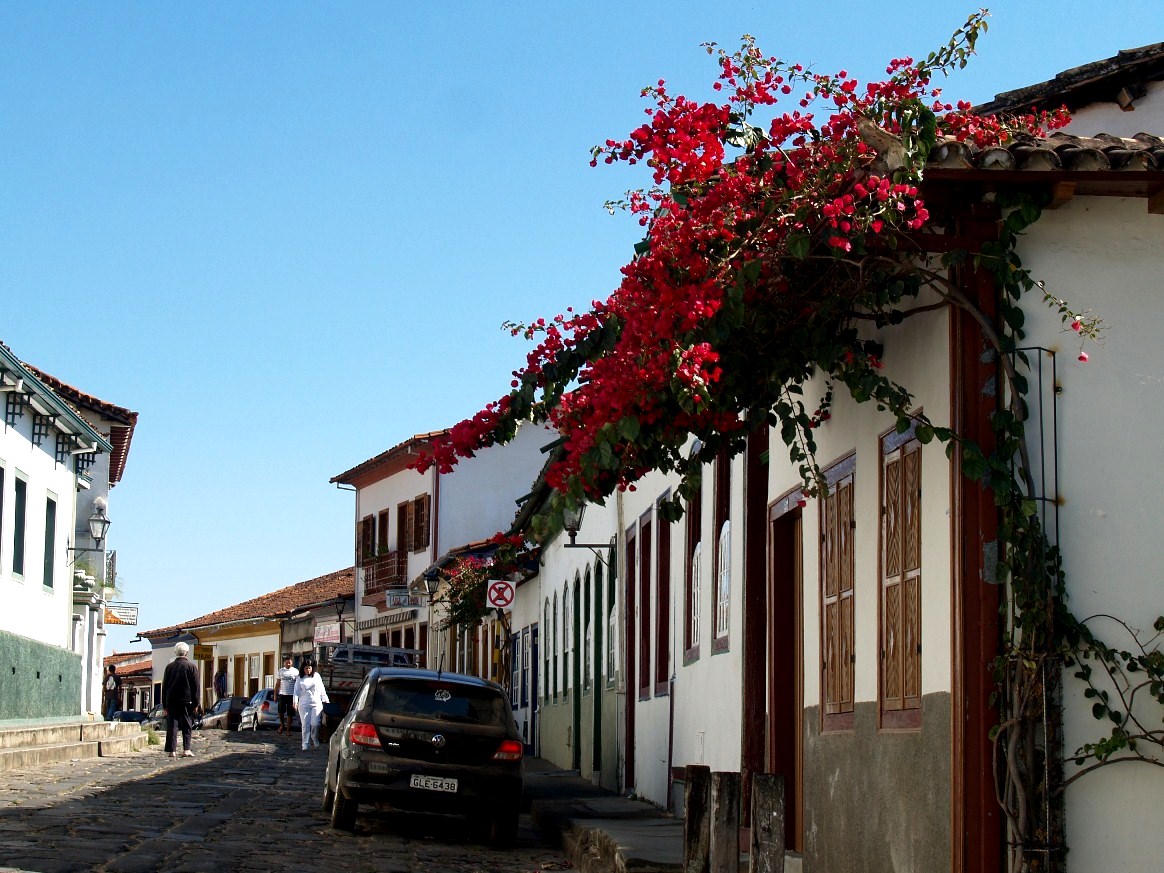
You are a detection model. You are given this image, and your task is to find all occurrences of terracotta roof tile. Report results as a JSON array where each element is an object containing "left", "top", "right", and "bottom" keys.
[
  {"left": 22, "top": 363, "right": 139, "bottom": 487},
  {"left": 975, "top": 43, "right": 1164, "bottom": 115},
  {"left": 139, "top": 567, "right": 355, "bottom": 639},
  {"left": 330, "top": 429, "right": 450, "bottom": 485}
]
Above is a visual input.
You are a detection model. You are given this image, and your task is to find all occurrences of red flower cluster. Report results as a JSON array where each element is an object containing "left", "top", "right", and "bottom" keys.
[{"left": 413, "top": 13, "right": 1072, "bottom": 503}]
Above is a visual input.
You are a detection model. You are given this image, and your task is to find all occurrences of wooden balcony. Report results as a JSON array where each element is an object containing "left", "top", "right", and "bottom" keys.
[{"left": 362, "top": 550, "right": 408, "bottom": 596}]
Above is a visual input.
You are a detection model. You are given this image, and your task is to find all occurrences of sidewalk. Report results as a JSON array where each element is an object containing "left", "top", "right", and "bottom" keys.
[{"left": 525, "top": 758, "right": 683, "bottom": 873}]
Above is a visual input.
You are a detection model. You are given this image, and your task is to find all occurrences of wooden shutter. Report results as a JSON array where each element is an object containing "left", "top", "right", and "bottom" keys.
[
  {"left": 377, "top": 511, "right": 389, "bottom": 553},
  {"left": 639, "top": 516, "right": 652, "bottom": 698},
  {"left": 359, "top": 516, "right": 374, "bottom": 565},
  {"left": 882, "top": 440, "right": 922, "bottom": 719},
  {"left": 397, "top": 503, "right": 410, "bottom": 552},
  {"left": 413, "top": 495, "right": 431, "bottom": 550},
  {"left": 822, "top": 472, "right": 855, "bottom": 720},
  {"left": 656, "top": 501, "right": 671, "bottom": 692}
]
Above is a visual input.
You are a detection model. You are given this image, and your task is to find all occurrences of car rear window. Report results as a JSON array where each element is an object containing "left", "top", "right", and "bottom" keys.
[{"left": 373, "top": 678, "right": 508, "bottom": 725}]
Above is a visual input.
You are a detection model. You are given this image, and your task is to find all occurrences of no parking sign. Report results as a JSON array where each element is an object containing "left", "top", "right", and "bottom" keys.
[{"left": 486, "top": 579, "right": 515, "bottom": 611}]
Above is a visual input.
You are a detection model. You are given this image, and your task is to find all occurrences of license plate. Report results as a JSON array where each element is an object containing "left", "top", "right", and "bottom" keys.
[{"left": 410, "top": 774, "right": 458, "bottom": 793}]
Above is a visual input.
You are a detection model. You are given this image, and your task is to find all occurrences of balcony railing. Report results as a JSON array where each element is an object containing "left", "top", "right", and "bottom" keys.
[{"left": 362, "top": 550, "right": 408, "bottom": 596}]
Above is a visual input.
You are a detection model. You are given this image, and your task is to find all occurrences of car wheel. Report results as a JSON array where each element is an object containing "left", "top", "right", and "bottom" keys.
[
  {"left": 488, "top": 805, "right": 520, "bottom": 849},
  {"left": 322, "top": 770, "right": 336, "bottom": 813},
  {"left": 330, "top": 788, "right": 357, "bottom": 831}
]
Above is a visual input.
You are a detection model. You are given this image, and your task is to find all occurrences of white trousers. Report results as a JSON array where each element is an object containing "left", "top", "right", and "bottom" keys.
[{"left": 299, "top": 704, "right": 323, "bottom": 748}]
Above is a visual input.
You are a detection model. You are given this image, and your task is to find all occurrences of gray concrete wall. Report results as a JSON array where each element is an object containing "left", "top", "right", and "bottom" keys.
[
  {"left": 0, "top": 629, "right": 82, "bottom": 722},
  {"left": 802, "top": 693, "right": 950, "bottom": 873},
  {"left": 539, "top": 695, "right": 574, "bottom": 771}
]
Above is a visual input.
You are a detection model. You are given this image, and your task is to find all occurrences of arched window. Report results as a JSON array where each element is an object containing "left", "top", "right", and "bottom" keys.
[
  {"left": 716, "top": 521, "right": 731, "bottom": 639},
  {"left": 690, "top": 542, "right": 702, "bottom": 648},
  {"left": 552, "top": 593, "right": 559, "bottom": 701},
  {"left": 563, "top": 580, "right": 572, "bottom": 696},
  {"left": 583, "top": 567, "right": 592, "bottom": 692},
  {"left": 544, "top": 598, "right": 551, "bottom": 702}
]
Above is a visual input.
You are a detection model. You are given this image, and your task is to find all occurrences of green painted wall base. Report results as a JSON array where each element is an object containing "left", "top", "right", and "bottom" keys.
[{"left": 0, "top": 629, "right": 82, "bottom": 721}]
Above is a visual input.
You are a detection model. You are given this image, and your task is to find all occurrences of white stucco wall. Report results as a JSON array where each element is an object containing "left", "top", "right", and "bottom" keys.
[
  {"left": 439, "top": 423, "right": 557, "bottom": 548},
  {"left": 771, "top": 297, "right": 953, "bottom": 712},
  {"left": 1015, "top": 195, "right": 1164, "bottom": 873},
  {"left": 1064, "top": 81, "right": 1164, "bottom": 138},
  {"left": 0, "top": 412, "right": 79, "bottom": 649}
]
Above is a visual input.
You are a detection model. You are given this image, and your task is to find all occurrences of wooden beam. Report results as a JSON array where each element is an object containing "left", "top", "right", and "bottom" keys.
[
  {"left": 1148, "top": 187, "right": 1164, "bottom": 215},
  {"left": 1047, "top": 181, "right": 1076, "bottom": 209}
]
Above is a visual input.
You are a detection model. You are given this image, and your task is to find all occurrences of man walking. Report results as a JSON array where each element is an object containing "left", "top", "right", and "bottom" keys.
[
  {"left": 213, "top": 666, "right": 227, "bottom": 700},
  {"left": 162, "top": 642, "right": 199, "bottom": 758},
  {"left": 274, "top": 654, "right": 298, "bottom": 735},
  {"left": 103, "top": 664, "right": 121, "bottom": 721}
]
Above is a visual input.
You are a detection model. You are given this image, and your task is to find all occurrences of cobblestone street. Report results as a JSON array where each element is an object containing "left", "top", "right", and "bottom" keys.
[{"left": 0, "top": 729, "right": 571, "bottom": 873}]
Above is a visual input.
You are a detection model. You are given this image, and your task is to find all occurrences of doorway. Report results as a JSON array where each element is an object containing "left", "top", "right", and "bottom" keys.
[{"left": 768, "top": 503, "right": 804, "bottom": 853}]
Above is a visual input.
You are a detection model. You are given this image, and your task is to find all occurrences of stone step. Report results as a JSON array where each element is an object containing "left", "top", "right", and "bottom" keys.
[
  {"left": 98, "top": 733, "right": 147, "bottom": 757},
  {"left": 0, "top": 741, "right": 99, "bottom": 771}
]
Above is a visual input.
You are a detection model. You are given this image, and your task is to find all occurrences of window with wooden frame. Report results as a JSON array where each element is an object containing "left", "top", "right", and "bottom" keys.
[
  {"left": 625, "top": 527, "right": 637, "bottom": 696},
  {"left": 552, "top": 593, "right": 559, "bottom": 702},
  {"left": 715, "top": 522, "right": 731, "bottom": 639},
  {"left": 397, "top": 502, "right": 410, "bottom": 552},
  {"left": 684, "top": 475, "right": 703, "bottom": 663},
  {"left": 711, "top": 449, "right": 731, "bottom": 653},
  {"left": 820, "top": 456, "right": 856, "bottom": 730},
  {"left": 42, "top": 496, "right": 56, "bottom": 589},
  {"left": 358, "top": 515, "right": 374, "bottom": 566},
  {"left": 583, "top": 568, "right": 592, "bottom": 693},
  {"left": 655, "top": 495, "right": 671, "bottom": 694},
  {"left": 12, "top": 475, "right": 24, "bottom": 577},
  {"left": 564, "top": 579, "right": 573, "bottom": 698},
  {"left": 411, "top": 494, "right": 431, "bottom": 551},
  {"left": 544, "top": 600, "right": 551, "bottom": 701},
  {"left": 638, "top": 512, "right": 653, "bottom": 700},
  {"left": 881, "top": 432, "right": 922, "bottom": 728},
  {"left": 377, "top": 511, "right": 389, "bottom": 554}
]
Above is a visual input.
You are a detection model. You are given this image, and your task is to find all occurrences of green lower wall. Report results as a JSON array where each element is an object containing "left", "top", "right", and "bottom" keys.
[
  {"left": 802, "top": 693, "right": 951, "bottom": 873},
  {"left": 0, "top": 629, "right": 82, "bottom": 721}
]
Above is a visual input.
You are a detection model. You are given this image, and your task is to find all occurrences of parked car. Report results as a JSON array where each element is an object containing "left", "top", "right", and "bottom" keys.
[
  {"left": 238, "top": 688, "right": 299, "bottom": 732},
  {"left": 195, "top": 696, "right": 248, "bottom": 730},
  {"left": 323, "top": 668, "right": 524, "bottom": 846},
  {"left": 112, "top": 710, "right": 146, "bottom": 723},
  {"left": 142, "top": 704, "right": 167, "bottom": 731}
]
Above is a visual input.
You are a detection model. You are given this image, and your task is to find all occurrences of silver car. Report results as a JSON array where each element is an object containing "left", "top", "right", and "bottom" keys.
[{"left": 238, "top": 688, "right": 299, "bottom": 731}]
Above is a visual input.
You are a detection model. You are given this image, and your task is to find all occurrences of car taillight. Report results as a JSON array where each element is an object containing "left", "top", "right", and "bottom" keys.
[
  {"left": 261, "top": 702, "right": 269, "bottom": 712},
  {"left": 349, "top": 722, "right": 382, "bottom": 749},
  {"left": 492, "top": 739, "right": 523, "bottom": 761}
]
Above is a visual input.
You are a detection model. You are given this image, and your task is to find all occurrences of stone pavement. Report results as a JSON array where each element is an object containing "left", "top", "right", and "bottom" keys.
[
  {"left": 524, "top": 763, "right": 683, "bottom": 873},
  {"left": 0, "top": 727, "right": 573, "bottom": 873}
]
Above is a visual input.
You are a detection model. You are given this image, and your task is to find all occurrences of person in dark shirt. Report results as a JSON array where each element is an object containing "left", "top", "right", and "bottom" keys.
[
  {"left": 162, "top": 642, "right": 200, "bottom": 758},
  {"left": 103, "top": 665, "right": 122, "bottom": 721}
]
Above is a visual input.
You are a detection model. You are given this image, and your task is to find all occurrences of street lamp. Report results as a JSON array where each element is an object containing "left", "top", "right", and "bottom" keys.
[
  {"left": 561, "top": 503, "right": 613, "bottom": 549},
  {"left": 420, "top": 568, "right": 441, "bottom": 602},
  {"left": 69, "top": 503, "right": 111, "bottom": 556},
  {"left": 333, "top": 595, "right": 347, "bottom": 644}
]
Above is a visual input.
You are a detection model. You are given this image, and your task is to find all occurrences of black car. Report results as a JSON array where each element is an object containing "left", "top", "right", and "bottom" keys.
[
  {"left": 323, "top": 668, "right": 524, "bottom": 845},
  {"left": 112, "top": 710, "right": 147, "bottom": 723},
  {"left": 195, "top": 695, "right": 249, "bottom": 730}
]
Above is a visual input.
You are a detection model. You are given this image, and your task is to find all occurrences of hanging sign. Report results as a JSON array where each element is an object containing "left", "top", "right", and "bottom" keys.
[
  {"left": 314, "top": 621, "right": 341, "bottom": 645},
  {"left": 104, "top": 603, "right": 139, "bottom": 625}
]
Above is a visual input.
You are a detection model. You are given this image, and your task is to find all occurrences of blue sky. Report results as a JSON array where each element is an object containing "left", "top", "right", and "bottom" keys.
[{"left": 1, "top": 2, "right": 1158, "bottom": 654}]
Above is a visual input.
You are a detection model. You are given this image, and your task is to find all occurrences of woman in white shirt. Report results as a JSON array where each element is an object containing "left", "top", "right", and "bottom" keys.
[{"left": 292, "top": 661, "right": 330, "bottom": 751}]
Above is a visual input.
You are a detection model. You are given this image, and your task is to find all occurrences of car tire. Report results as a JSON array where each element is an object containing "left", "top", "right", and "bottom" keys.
[
  {"left": 322, "top": 771, "right": 336, "bottom": 813},
  {"left": 488, "top": 805, "right": 519, "bottom": 849},
  {"left": 330, "top": 788, "right": 357, "bottom": 831}
]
